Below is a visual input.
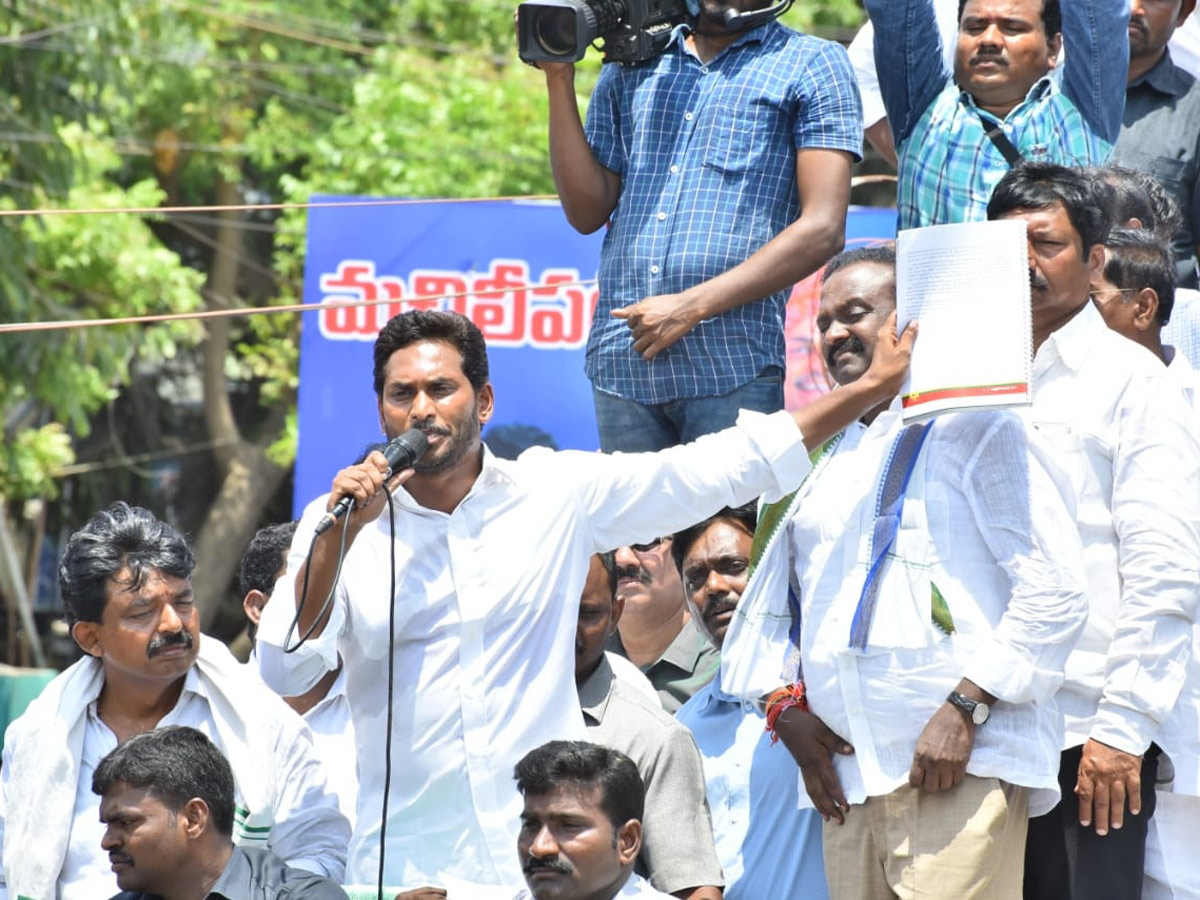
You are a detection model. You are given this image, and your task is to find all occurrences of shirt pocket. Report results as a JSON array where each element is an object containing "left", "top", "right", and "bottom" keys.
[{"left": 700, "top": 103, "right": 773, "bottom": 174}]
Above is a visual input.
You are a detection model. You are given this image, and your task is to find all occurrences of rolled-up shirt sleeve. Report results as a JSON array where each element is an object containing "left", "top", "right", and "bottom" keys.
[
  {"left": 255, "top": 496, "right": 347, "bottom": 698},
  {"left": 1091, "top": 378, "right": 1200, "bottom": 755},
  {"left": 956, "top": 415, "right": 1088, "bottom": 704}
]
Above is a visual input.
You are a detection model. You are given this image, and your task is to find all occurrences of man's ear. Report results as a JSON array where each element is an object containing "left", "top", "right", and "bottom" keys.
[
  {"left": 615, "top": 819, "right": 642, "bottom": 865},
  {"left": 72, "top": 620, "right": 103, "bottom": 658},
  {"left": 1181, "top": 0, "right": 1196, "bottom": 26},
  {"left": 242, "top": 590, "right": 268, "bottom": 627},
  {"left": 1132, "top": 287, "right": 1160, "bottom": 333},
  {"left": 477, "top": 383, "right": 495, "bottom": 427},
  {"left": 1046, "top": 32, "right": 1062, "bottom": 69},
  {"left": 1086, "top": 243, "right": 1107, "bottom": 284},
  {"left": 181, "top": 798, "right": 211, "bottom": 840}
]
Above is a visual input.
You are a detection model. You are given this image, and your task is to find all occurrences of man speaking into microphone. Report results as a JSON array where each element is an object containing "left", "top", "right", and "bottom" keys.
[{"left": 255, "top": 308, "right": 915, "bottom": 892}]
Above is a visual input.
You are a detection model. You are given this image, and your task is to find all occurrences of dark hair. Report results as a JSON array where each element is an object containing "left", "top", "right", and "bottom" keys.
[
  {"left": 822, "top": 244, "right": 896, "bottom": 284},
  {"left": 58, "top": 501, "right": 195, "bottom": 626},
  {"left": 237, "top": 522, "right": 297, "bottom": 598},
  {"left": 1102, "top": 227, "right": 1176, "bottom": 326},
  {"left": 372, "top": 310, "right": 489, "bottom": 397},
  {"left": 671, "top": 502, "right": 758, "bottom": 575},
  {"left": 514, "top": 740, "right": 644, "bottom": 829},
  {"left": 237, "top": 521, "right": 297, "bottom": 643},
  {"left": 958, "top": 0, "right": 1060, "bottom": 37},
  {"left": 987, "top": 161, "right": 1114, "bottom": 255},
  {"left": 92, "top": 726, "right": 236, "bottom": 838},
  {"left": 1088, "top": 166, "right": 1183, "bottom": 240}
]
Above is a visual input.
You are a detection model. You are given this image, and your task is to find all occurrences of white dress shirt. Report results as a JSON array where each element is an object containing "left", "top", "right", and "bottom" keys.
[
  {"left": 256, "top": 411, "right": 811, "bottom": 886},
  {"left": 304, "top": 666, "right": 358, "bottom": 830},
  {"left": 1026, "top": 301, "right": 1200, "bottom": 756},
  {"left": 49, "top": 667, "right": 344, "bottom": 899},
  {"left": 787, "top": 407, "right": 1087, "bottom": 816}
]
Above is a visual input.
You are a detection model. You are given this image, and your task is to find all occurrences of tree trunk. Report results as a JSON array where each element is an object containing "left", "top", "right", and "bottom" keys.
[{"left": 192, "top": 159, "right": 291, "bottom": 636}]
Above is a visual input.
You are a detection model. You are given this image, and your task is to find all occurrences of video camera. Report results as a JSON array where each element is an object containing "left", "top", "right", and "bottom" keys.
[
  {"left": 517, "top": 0, "right": 688, "bottom": 67},
  {"left": 516, "top": 0, "right": 796, "bottom": 67}
]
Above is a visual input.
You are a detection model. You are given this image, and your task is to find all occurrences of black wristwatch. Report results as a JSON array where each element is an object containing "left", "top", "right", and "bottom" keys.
[{"left": 947, "top": 691, "right": 990, "bottom": 726}]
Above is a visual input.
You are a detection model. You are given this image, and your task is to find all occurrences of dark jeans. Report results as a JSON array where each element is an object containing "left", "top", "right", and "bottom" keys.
[
  {"left": 1024, "top": 743, "right": 1160, "bottom": 900},
  {"left": 591, "top": 366, "right": 785, "bottom": 453}
]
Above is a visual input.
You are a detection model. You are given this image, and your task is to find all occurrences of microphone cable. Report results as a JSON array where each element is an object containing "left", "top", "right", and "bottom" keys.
[
  {"left": 281, "top": 514, "right": 351, "bottom": 654},
  {"left": 377, "top": 486, "right": 398, "bottom": 900}
]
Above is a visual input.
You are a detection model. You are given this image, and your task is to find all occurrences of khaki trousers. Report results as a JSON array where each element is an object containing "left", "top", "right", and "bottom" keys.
[{"left": 822, "top": 776, "right": 1029, "bottom": 899}]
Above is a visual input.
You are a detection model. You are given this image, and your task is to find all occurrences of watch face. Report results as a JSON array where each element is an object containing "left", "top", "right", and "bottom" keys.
[{"left": 972, "top": 703, "right": 990, "bottom": 725}]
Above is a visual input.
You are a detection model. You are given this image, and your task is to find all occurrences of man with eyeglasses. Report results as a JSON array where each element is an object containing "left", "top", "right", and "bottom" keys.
[{"left": 608, "top": 536, "right": 719, "bottom": 714}]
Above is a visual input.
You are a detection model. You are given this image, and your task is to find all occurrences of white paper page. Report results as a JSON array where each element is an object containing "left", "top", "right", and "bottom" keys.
[{"left": 896, "top": 219, "right": 1032, "bottom": 421}]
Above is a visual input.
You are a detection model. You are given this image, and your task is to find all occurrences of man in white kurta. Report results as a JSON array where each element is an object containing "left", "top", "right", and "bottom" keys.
[
  {"left": 255, "top": 308, "right": 915, "bottom": 888},
  {"left": 722, "top": 247, "right": 1088, "bottom": 899}
]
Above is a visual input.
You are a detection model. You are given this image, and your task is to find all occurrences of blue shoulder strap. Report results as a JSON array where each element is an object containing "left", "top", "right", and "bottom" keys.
[{"left": 847, "top": 421, "right": 933, "bottom": 651}]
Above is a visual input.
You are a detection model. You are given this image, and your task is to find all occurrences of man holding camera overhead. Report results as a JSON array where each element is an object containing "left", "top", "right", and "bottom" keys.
[{"left": 530, "top": 0, "right": 861, "bottom": 452}]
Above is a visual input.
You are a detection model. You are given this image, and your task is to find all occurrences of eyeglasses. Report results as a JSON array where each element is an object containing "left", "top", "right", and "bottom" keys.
[{"left": 629, "top": 536, "right": 667, "bottom": 553}]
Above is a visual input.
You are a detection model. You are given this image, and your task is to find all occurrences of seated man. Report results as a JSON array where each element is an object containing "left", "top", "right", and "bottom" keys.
[
  {"left": 608, "top": 539, "right": 718, "bottom": 714},
  {"left": 0, "top": 502, "right": 349, "bottom": 899},
  {"left": 240, "top": 521, "right": 357, "bottom": 828},
  {"left": 575, "top": 554, "right": 723, "bottom": 899},
  {"left": 95, "top": 725, "right": 347, "bottom": 900},
  {"left": 865, "top": 0, "right": 1127, "bottom": 229},
  {"left": 513, "top": 741, "right": 673, "bottom": 900},
  {"left": 722, "top": 246, "right": 1089, "bottom": 899},
  {"left": 674, "top": 504, "right": 828, "bottom": 900}
]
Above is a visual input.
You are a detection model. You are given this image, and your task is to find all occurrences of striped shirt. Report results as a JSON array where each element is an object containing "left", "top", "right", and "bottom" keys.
[
  {"left": 866, "top": 0, "right": 1128, "bottom": 230},
  {"left": 583, "top": 22, "right": 861, "bottom": 404}
]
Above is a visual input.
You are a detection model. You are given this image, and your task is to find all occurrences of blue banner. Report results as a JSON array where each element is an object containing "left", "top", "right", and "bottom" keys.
[{"left": 296, "top": 196, "right": 896, "bottom": 514}]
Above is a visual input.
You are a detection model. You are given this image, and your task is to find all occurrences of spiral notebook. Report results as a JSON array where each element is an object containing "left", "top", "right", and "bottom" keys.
[{"left": 895, "top": 219, "right": 1033, "bottom": 423}]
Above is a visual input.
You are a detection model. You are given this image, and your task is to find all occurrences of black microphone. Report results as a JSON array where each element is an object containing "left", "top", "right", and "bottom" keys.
[
  {"left": 314, "top": 429, "right": 429, "bottom": 535},
  {"left": 722, "top": 0, "right": 793, "bottom": 31}
]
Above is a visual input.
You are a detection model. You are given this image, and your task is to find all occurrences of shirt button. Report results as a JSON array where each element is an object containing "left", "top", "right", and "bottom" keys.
[
  {"left": 656, "top": 211, "right": 667, "bottom": 221},
  {"left": 700, "top": 66, "right": 709, "bottom": 74},
  {"left": 684, "top": 111, "right": 693, "bottom": 121},
  {"left": 669, "top": 164, "right": 679, "bottom": 174},
  {"left": 650, "top": 265, "right": 660, "bottom": 274}
]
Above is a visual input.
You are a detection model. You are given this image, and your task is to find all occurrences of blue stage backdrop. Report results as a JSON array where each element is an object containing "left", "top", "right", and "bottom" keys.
[{"left": 295, "top": 196, "right": 896, "bottom": 515}]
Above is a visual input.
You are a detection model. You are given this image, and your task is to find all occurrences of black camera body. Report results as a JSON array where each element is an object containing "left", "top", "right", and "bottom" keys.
[{"left": 517, "top": 0, "right": 690, "bottom": 67}]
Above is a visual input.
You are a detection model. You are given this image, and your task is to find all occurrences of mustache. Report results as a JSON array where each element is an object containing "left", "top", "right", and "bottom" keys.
[
  {"left": 1029, "top": 269, "right": 1050, "bottom": 292},
  {"left": 704, "top": 598, "right": 738, "bottom": 621},
  {"left": 970, "top": 51, "right": 1007, "bottom": 67},
  {"left": 110, "top": 851, "right": 133, "bottom": 866},
  {"left": 825, "top": 335, "right": 866, "bottom": 368},
  {"left": 523, "top": 857, "right": 573, "bottom": 876},
  {"left": 412, "top": 421, "right": 451, "bottom": 437},
  {"left": 1129, "top": 16, "right": 1148, "bottom": 36},
  {"left": 615, "top": 564, "right": 651, "bottom": 585},
  {"left": 146, "top": 630, "right": 193, "bottom": 658}
]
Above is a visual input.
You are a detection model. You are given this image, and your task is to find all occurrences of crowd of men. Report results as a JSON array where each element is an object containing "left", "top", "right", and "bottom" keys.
[{"left": 3, "top": 0, "right": 1200, "bottom": 898}]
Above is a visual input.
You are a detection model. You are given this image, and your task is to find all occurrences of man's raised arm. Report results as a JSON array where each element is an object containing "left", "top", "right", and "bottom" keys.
[
  {"left": 542, "top": 62, "right": 622, "bottom": 234},
  {"left": 1061, "top": 0, "right": 1129, "bottom": 146},
  {"left": 864, "top": 0, "right": 951, "bottom": 149}
]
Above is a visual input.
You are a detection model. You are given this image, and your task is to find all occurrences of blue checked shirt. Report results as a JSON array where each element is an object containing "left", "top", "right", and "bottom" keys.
[
  {"left": 583, "top": 22, "right": 862, "bottom": 404},
  {"left": 866, "top": 0, "right": 1128, "bottom": 230}
]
